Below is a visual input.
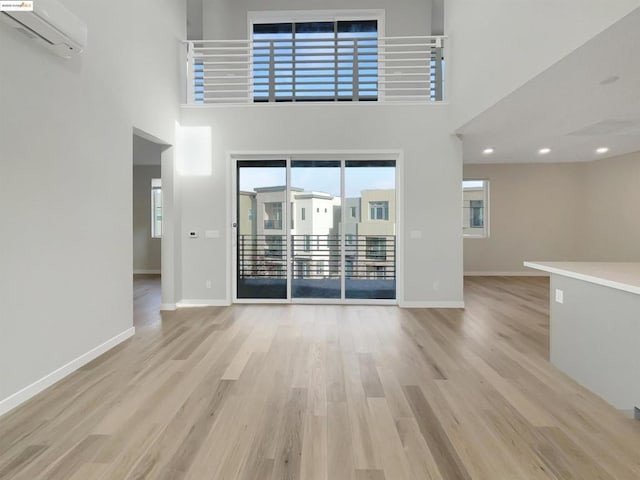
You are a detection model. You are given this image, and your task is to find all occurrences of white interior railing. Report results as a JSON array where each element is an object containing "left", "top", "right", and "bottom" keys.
[{"left": 183, "top": 36, "right": 445, "bottom": 105}]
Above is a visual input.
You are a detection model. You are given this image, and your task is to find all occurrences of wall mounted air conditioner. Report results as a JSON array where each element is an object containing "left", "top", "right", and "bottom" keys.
[{"left": 1, "top": 0, "right": 87, "bottom": 58}]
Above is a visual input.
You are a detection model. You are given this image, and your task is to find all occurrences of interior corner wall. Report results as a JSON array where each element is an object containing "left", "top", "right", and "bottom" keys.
[
  {"left": 446, "top": 1, "right": 640, "bottom": 129},
  {"left": 133, "top": 166, "right": 162, "bottom": 272},
  {"left": 580, "top": 151, "right": 640, "bottom": 261},
  {"left": 202, "top": 0, "right": 433, "bottom": 39},
  {"left": 463, "top": 163, "right": 583, "bottom": 274},
  {"left": 178, "top": 104, "right": 463, "bottom": 306},
  {"left": 463, "top": 153, "right": 640, "bottom": 274},
  {"left": 0, "top": 0, "right": 185, "bottom": 410}
]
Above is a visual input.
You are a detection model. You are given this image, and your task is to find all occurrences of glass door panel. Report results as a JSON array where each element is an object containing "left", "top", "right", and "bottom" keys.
[
  {"left": 290, "top": 160, "right": 341, "bottom": 299},
  {"left": 237, "top": 160, "right": 287, "bottom": 299},
  {"left": 344, "top": 160, "right": 396, "bottom": 299}
]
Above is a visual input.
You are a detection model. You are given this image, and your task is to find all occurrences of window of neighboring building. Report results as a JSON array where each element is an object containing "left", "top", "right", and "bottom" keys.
[
  {"left": 265, "top": 235, "right": 284, "bottom": 257},
  {"left": 346, "top": 233, "right": 355, "bottom": 245},
  {"left": 304, "top": 234, "right": 311, "bottom": 251},
  {"left": 463, "top": 180, "right": 489, "bottom": 238},
  {"left": 301, "top": 207, "right": 306, "bottom": 220},
  {"left": 264, "top": 202, "right": 283, "bottom": 229},
  {"left": 151, "top": 178, "right": 162, "bottom": 238},
  {"left": 350, "top": 206, "right": 357, "bottom": 218},
  {"left": 366, "top": 237, "right": 387, "bottom": 260},
  {"left": 252, "top": 15, "right": 379, "bottom": 102},
  {"left": 369, "top": 201, "right": 389, "bottom": 220}
]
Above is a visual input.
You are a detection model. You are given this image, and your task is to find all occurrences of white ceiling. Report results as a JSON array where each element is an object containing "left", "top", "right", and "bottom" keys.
[{"left": 458, "top": 7, "right": 640, "bottom": 165}]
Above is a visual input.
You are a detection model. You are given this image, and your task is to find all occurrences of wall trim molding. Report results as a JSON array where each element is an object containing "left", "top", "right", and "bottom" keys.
[
  {"left": 464, "top": 271, "right": 550, "bottom": 277},
  {"left": 133, "top": 269, "right": 161, "bottom": 275},
  {"left": 160, "top": 303, "right": 177, "bottom": 311},
  {"left": 176, "top": 299, "right": 232, "bottom": 308},
  {"left": 0, "top": 327, "right": 135, "bottom": 418},
  {"left": 400, "top": 301, "right": 465, "bottom": 309}
]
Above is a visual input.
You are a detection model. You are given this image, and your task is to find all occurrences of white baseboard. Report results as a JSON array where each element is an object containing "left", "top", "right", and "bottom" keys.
[
  {"left": 176, "top": 299, "right": 231, "bottom": 308},
  {"left": 0, "top": 327, "right": 135, "bottom": 417},
  {"left": 464, "top": 271, "right": 550, "bottom": 277},
  {"left": 160, "top": 303, "right": 177, "bottom": 311},
  {"left": 400, "top": 301, "right": 465, "bottom": 309},
  {"left": 133, "top": 269, "right": 161, "bottom": 275}
]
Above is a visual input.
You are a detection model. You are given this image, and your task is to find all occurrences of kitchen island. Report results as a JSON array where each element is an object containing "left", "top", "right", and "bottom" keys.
[{"left": 524, "top": 261, "right": 640, "bottom": 416}]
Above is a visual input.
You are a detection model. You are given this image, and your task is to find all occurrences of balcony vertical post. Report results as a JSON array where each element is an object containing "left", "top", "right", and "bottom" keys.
[
  {"left": 433, "top": 37, "right": 444, "bottom": 102},
  {"left": 268, "top": 41, "right": 276, "bottom": 102},
  {"left": 186, "top": 41, "right": 195, "bottom": 104},
  {"left": 353, "top": 39, "right": 359, "bottom": 101},
  {"left": 334, "top": 23, "right": 339, "bottom": 101}
]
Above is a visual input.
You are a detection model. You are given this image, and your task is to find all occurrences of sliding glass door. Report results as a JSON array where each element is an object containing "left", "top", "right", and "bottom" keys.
[
  {"left": 235, "top": 158, "right": 396, "bottom": 303},
  {"left": 236, "top": 160, "right": 287, "bottom": 299},
  {"left": 345, "top": 160, "right": 396, "bottom": 299},
  {"left": 290, "top": 160, "right": 342, "bottom": 299}
]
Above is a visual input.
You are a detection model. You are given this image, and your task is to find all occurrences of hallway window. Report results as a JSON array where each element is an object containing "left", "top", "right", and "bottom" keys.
[
  {"left": 463, "top": 179, "right": 489, "bottom": 238},
  {"left": 151, "top": 178, "right": 162, "bottom": 238}
]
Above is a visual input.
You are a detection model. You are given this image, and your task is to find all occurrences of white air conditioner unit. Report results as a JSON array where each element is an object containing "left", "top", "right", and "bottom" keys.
[{"left": 1, "top": 0, "right": 87, "bottom": 58}]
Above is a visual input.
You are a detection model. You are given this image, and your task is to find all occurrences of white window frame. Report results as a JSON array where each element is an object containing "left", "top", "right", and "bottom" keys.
[
  {"left": 463, "top": 179, "right": 490, "bottom": 239},
  {"left": 248, "top": 9, "right": 386, "bottom": 35},
  {"left": 248, "top": 9, "right": 386, "bottom": 102}
]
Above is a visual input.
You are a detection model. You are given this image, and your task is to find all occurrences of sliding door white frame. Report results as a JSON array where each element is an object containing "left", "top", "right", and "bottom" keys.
[{"left": 230, "top": 150, "right": 403, "bottom": 305}]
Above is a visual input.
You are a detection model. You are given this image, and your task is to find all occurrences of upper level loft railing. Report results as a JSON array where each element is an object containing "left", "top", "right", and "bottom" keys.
[{"left": 183, "top": 36, "right": 445, "bottom": 105}]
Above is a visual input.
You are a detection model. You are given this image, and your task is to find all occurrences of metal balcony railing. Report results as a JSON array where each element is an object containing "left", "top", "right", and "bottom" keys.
[
  {"left": 183, "top": 36, "right": 445, "bottom": 105},
  {"left": 238, "top": 234, "right": 396, "bottom": 280}
]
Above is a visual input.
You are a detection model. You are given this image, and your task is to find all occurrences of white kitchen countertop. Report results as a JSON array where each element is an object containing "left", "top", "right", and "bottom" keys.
[{"left": 523, "top": 261, "right": 640, "bottom": 296}]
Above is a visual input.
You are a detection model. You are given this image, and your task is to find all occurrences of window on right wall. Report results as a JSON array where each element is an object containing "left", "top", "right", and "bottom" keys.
[{"left": 463, "top": 179, "right": 489, "bottom": 238}]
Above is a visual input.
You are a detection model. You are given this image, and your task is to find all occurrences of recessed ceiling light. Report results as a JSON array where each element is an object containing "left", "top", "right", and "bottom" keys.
[
  {"left": 596, "top": 147, "right": 609, "bottom": 154},
  {"left": 538, "top": 148, "right": 551, "bottom": 155},
  {"left": 482, "top": 148, "right": 494, "bottom": 155}
]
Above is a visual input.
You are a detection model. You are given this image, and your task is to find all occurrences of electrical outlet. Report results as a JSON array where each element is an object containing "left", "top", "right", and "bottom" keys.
[
  {"left": 206, "top": 280, "right": 212, "bottom": 289},
  {"left": 555, "top": 289, "right": 564, "bottom": 304}
]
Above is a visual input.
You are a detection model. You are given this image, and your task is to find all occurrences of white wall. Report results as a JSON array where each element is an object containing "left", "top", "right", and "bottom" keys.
[
  {"left": 202, "top": 0, "right": 432, "bottom": 39},
  {"left": 133, "top": 166, "right": 162, "bottom": 272},
  {"left": 463, "top": 153, "right": 640, "bottom": 274},
  {"left": 447, "top": 1, "right": 640, "bottom": 129},
  {"left": 179, "top": 104, "right": 463, "bottom": 306},
  {"left": 0, "top": 0, "right": 184, "bottom": 409},
  {"left": 581, "top": 152, "right": 640, "bottom": 261}
]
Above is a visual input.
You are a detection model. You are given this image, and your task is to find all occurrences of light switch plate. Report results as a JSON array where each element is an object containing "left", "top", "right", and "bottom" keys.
[
  {"left": 555, "top": 288, "right": 564, "bottom": 304},
  {"left": 188, "top": 231, "right": 198, "bottom": 238}
]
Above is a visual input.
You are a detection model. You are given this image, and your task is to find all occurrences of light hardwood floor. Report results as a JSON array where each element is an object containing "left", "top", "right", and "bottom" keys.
[{"left": 1, "top": 275, "right": 639, "bottom": 479}]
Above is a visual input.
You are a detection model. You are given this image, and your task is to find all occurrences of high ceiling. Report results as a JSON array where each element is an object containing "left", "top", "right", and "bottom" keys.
[{"left": 458, "top": 7, "right": 640, "bottom": 164}]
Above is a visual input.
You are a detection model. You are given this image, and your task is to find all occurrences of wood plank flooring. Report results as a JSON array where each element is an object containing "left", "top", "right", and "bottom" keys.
[{"left": 1, "top": 275, "right": 640, "bottom": 479}]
